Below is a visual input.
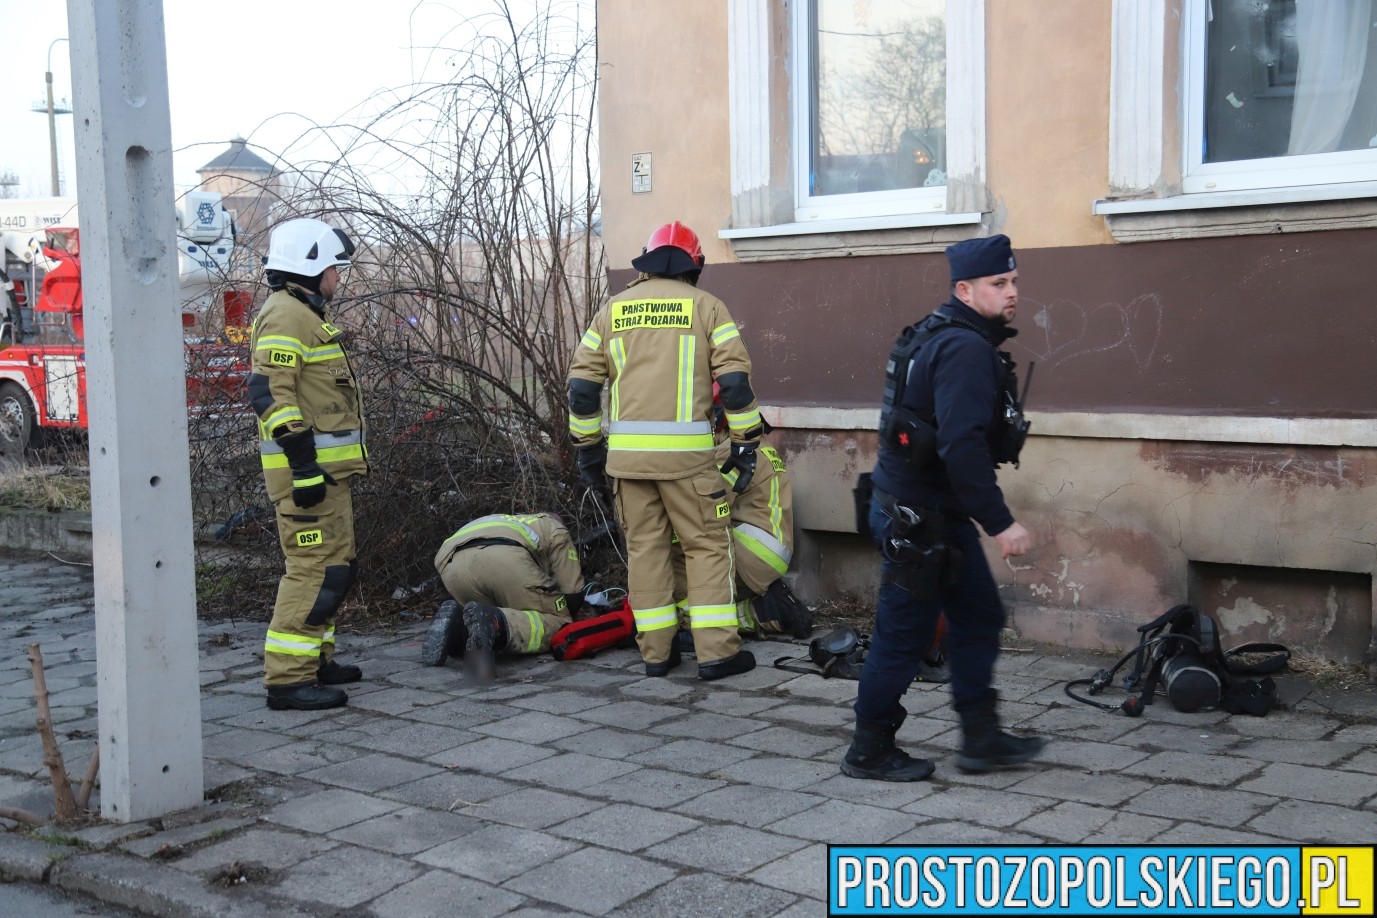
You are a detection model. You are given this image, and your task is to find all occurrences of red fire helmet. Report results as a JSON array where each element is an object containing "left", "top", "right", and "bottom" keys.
[{"left": 644, "top": 221, "right": 704, "bottom": 267}]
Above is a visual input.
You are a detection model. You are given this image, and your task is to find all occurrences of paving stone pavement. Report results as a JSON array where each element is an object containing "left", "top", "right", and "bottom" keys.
[{"left": 2, "top": 550, "right": 1376, "bottom": 916}]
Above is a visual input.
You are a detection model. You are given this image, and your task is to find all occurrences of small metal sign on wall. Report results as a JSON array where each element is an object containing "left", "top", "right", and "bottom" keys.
[{"left": 632, "top": 152, "right": 652, "bottom": 193}]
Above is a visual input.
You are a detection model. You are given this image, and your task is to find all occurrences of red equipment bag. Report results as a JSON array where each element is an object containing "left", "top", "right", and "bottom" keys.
[{"left": 550, "top": 599, "right": 635, "bottom": 661}]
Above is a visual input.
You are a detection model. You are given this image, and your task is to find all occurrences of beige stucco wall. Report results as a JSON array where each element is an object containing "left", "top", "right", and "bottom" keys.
[
  {"left": 597, "top": 0, "right": 735, "bottom": 270},
  {"left": 597, "top": 0, "right": 1118, "bottom": 264},
  {"left": 986, "top": 0, "right": 1115, "bottom": 248}
]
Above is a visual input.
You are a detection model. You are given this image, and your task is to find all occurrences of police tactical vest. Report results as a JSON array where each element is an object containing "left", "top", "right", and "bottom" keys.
[{"left": 878, "top": 307, "right": 1032, "bottom": 468}]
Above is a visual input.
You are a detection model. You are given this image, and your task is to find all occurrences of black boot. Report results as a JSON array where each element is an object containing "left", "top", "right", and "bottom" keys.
[
  {"left": 421, "top": 599, "right": 463, "bottom": 667},
  {"left": 674, "top": 628, "right": 695, "bottom": 656},
  {"left": 645, "top": 640, "right": 682, "bottom": 677},
  {"left": 955, "top": 695, "right": 1046, "bottom": 773},
  {"left": 318, "top": 658, "right": 362, "bottom": 685},
  {"left": 840, "top": 710, "right": 934, "bottom": 782},
  {"left": 698, "top": 650, "right": 756, "bottom": 681},
  {"left": 463, "top": 602, "right": 507, "bottom": 686},
  {"left": 764, "top": 579, "right": 816, "bottom": 640},
  {"left": 266, "top": 680, "right": 347, "bottom": 711}
]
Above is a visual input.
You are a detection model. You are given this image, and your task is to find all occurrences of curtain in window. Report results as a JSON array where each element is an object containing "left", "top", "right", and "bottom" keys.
[{"left": 1287, "top": 0, "right": 1373, "bottom": 154}]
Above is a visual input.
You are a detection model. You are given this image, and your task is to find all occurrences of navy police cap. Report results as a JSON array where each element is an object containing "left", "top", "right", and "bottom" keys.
[{"left": 946, "top": 234, "right": 1017, "bottom": 282}]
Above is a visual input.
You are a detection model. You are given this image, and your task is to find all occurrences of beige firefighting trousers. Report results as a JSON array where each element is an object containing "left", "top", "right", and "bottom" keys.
[
  {"left": 263, "top": 479, "right": 355, "bottom": 686},
  {"left": 616, "top": 468, "right": 740, "bottom": 664},
  {"left": 438, "top": 544, "right": 572, "bottom": 654}
]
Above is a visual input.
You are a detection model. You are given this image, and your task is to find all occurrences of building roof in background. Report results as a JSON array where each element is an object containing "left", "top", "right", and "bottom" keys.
[{"left": 197, "top": 138, "right": 276, "bottom": 176}]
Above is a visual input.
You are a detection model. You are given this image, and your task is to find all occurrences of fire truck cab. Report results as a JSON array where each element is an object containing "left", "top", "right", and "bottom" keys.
[{"left": 0, "top": 192, "right": 248, "bottom": 465}]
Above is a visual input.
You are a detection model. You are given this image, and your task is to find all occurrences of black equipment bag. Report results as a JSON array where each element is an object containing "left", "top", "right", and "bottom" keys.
[{"left": 1065, "top": 604, "right": 1290, "bottom": 717}]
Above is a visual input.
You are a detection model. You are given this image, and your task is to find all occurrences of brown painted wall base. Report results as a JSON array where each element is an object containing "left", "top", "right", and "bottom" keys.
[{"left": 612, "top": 227, "right": 1377, "bottom": 417}]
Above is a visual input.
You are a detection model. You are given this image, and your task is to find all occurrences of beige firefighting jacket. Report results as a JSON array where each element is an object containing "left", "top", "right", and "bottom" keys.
[
  {"left": 432, "top": 513, "right": 584, "bottom": 594},
  {"left": 249, "top": 286, "right": 367, "bottom": 502},
  {"left": 568, "top": 276, "right": 758, "bottom": 479}
]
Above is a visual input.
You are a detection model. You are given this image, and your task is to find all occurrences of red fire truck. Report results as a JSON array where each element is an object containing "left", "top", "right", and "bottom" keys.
[{"left": 0, "top": 192, "right": 251, "bottom": 464}]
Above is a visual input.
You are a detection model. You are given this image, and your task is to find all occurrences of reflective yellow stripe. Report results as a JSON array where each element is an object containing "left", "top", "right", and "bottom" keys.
[
  {"left": 609, "top": 338, "right": 627, "bottom": 422},
  {"left": 634, "top": 604, "right": 679, "bottom": 632},
  {"left": 733, "top": 524, "right": 790, "bottom": 576},
  {"left": 607, "top": 433, "right": 715, "bottom": 451},
  {"left": 262, "top": 442, "right": 366, "bottom": 469},
  {"left": 569, "top": 413, "right": 603, "bottom": 437},
  {"left": 523, "top": 609, "right": 543, "bottom": 653},
  {"left": 676, "top": 334, "right": 695, "bottom": 422},
  {"left": 690, "top": 604, "right": 739, "bottom": 628},
  {"left": 263, "top": 407, "right": 303, "bottom": 431},
  {"left": 322, "top": 628, "right": 335, "bottom": 643},
  {"left": 736, "top": 599, "right": 759, "bottom": 631},
  {"left": 769, "top": 475, "right": 783, "bottom": 538},
  {"left": 453, "top": 516, "right": 541, "bottom": 548},
  {"left": 256, "top": 335, "right": 305, "bottom": 354},
  {"left": 304, "top": 344, "right": 345, "bottom": 363},
  {"left": 294, "top": 473, "right": 325, "bottom": 488},
  {"left": 265, "top": 630, "right": 323, "bottom": 657},
  {"left": 726, "top": 407, "right": 762, "bottom": 432},
  {"left": 711, "top": 322, "right": 740, "bottom": 346},
  {"left": 580, "top": 328, "right": 602, "bottom": 350}
]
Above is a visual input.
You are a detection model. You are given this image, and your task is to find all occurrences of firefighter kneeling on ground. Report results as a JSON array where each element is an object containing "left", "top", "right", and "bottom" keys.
[
  {"left": 671, "top": 387, "right": 812, "bottom": 649},
  {"left": 422, "top": 512, "right": 587, "bottom": 684},
  {"left": 250, "top": 218, "right": 367, "bottom": 711}
]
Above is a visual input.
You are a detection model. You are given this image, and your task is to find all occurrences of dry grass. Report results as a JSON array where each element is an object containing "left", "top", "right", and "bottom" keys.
[
  {"left": 1285, "top": 649, "right": 1373, "bottom": 691},
  {"left": 0, "top": 466, "right": 91, "bottom": 512}
]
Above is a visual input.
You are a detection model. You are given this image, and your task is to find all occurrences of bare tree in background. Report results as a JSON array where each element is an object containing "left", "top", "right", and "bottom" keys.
[{"left": 188, "top": 0, "right": 611, "bottom": 619}]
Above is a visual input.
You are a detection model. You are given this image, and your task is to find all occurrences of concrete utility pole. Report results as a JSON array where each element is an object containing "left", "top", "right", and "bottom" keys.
[
  {"left": 45, "top": 38, "right": 70, "bottom": 197},
  {"left": 66, "top": 0, "right": 204, "bottom": 821}
]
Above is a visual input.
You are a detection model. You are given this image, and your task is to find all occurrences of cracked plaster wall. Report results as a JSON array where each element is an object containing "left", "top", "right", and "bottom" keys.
[{"left": 780, "top": 430, "right": 1376, "bottom": 664}]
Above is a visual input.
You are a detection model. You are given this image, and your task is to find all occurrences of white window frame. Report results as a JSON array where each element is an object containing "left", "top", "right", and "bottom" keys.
[
  {"left": 725, "top": 0, "right": 984, "bottom": 238},
  {"left": 1181, "top": 0, "right": 1377, "bottom": 194},
  {"left": 790, "top": 0, "right": 949, "bottom": 221}
]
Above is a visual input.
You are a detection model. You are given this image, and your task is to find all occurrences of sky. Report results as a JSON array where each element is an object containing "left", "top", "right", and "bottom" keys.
[{"left": 0, "top": 0, "right": 586, "bottom": 199}]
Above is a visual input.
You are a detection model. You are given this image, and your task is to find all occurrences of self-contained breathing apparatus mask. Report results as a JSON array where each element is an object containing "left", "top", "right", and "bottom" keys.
[{"left": 876, "top": 310, "right": 1035, "bottom": 469}]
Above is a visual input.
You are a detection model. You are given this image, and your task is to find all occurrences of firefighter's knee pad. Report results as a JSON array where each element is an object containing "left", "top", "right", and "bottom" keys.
[{"left": 306, "top": 564, "right": 352, "bottom": 626}]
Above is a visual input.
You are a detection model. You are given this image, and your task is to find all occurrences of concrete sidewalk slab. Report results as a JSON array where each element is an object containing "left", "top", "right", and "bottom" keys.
[{"left": 2, "top": 549, "right": 1377, "bottom": 916}]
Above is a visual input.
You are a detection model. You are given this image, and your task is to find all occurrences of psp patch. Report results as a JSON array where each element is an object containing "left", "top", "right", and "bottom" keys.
[{"left": 715, "top": 502, "right": 731, "bottom": 519}]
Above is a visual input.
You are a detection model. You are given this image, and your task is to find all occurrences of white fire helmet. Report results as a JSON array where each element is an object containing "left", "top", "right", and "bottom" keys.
[{"left": 264, "top": 218, "right": 355, "bottom": 277}]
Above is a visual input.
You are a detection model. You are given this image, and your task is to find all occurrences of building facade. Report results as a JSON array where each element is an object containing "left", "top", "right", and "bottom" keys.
[{"left": 594, "top": 0, "right": 1377, "bottom": 668}]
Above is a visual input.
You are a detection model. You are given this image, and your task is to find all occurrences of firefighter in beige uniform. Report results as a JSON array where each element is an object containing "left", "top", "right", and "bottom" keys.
[
  {"left": 249, "top": 218, "right": 367, "bottom": 711},
  {"left": 672, "top": 436, "right": 812, "bottom": 640},
  {"left": 568, "top": 221, "right": 761, "bottom": 680},
  {"left": 422, "top": 513, "right": 586, "bottom": 683}
]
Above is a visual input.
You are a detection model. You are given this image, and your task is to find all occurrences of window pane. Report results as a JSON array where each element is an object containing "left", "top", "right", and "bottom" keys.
[
  {"left": 810, "top": 0, "right": 946, "bottom": 196},
  {"left": 1204, "top": 0, "right": 1377, "bottom": 163}
]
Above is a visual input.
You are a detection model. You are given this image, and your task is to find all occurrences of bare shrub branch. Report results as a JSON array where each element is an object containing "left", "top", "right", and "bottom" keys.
[{"left": 188, "top": 0, "right": 610, "bottom": 620}]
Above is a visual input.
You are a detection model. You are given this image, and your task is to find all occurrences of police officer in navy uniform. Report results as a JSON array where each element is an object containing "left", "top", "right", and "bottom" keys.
[{"left": 842, "top": 234, "right": 1046, "bottom": 781}]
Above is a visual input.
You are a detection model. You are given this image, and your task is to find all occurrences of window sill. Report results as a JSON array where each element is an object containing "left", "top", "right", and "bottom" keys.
[
  {"left": 719, "top": 212, "right": 984, "bottom": 262},
  {"left": 1093, "top": 182, "right": 1377, "bottom": 243}
]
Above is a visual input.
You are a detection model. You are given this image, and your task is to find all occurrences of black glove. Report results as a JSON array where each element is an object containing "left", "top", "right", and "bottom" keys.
[
  {"left": 577, "top": 442, "right": 608, "bottom": 490},
  {"left": 277, "top": 428, "right": 336, "bottom": 509},
  {"left": 720, "top": 441, "right": 758, "bottom": 494},
  {"left": 291, "top": 466, "right": 336, "bottom": 509}
]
